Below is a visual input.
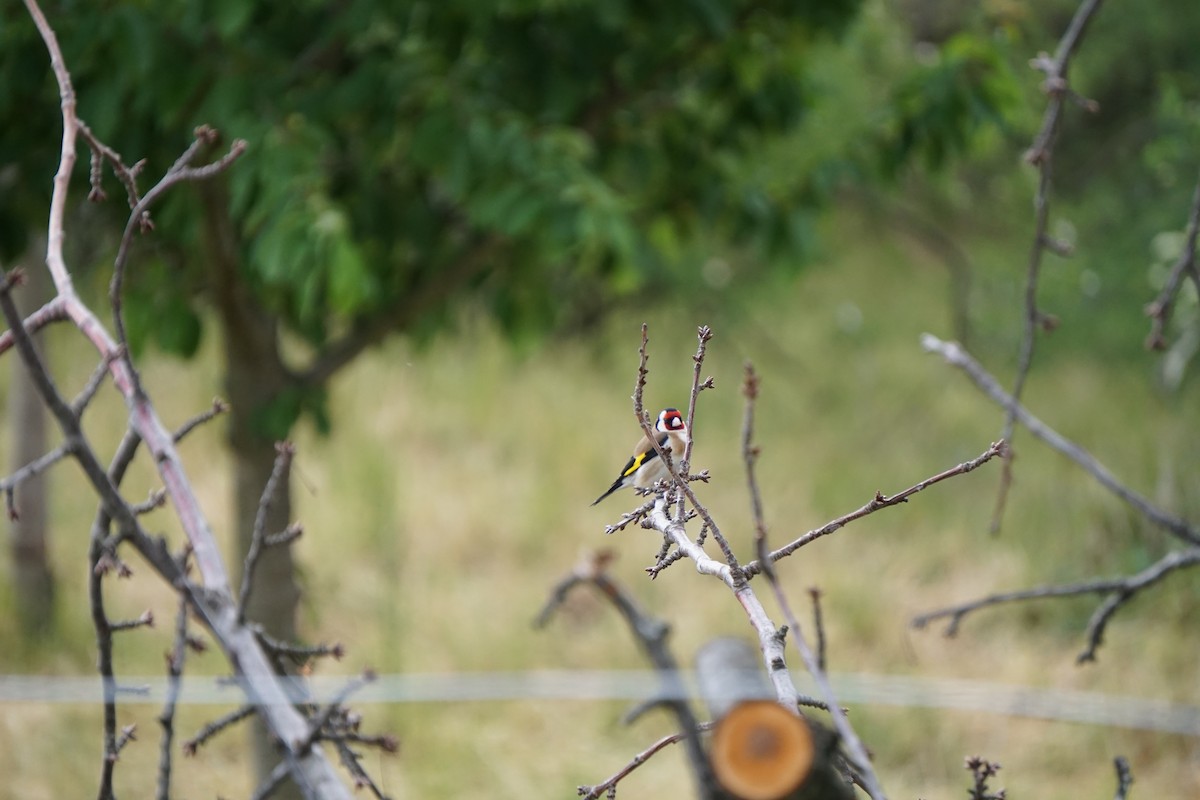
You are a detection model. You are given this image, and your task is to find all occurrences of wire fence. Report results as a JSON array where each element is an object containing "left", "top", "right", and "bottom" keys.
[{"left": 1, "top": 670, "right": 1196, "bottom": 736}]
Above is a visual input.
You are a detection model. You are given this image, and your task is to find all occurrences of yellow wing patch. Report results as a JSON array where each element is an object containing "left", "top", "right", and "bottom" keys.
[{"left": 621, "top": 452, "right": 648, "bottom": 478}]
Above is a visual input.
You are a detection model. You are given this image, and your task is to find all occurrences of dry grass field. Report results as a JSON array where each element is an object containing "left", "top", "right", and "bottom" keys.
[{"left": 0, "top": 210, "right": 1197, "bottom": 798}]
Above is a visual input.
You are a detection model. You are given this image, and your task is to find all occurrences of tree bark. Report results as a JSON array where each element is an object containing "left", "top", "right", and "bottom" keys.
[
  {"left": 200, "top": 181, "right": 303, "bottom": 798},
  {"left": 8, "top": 239, "right": 55, "bottom": 636}
]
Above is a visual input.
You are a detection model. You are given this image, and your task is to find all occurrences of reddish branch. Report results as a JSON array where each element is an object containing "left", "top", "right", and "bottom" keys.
[
  {"left": 15, "top": 1, "right": 358, "bottom": 795},
  {"left": 0, "top": 295, "right": 69, "bottom": 355}
]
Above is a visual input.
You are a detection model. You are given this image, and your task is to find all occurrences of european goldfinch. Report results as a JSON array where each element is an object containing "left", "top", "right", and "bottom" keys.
[{"left": 592, "top": 408, "right": 689, "bottom": 506}]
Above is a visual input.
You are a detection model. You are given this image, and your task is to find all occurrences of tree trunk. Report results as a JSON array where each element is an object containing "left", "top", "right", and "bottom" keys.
[
  {"left": 201, "top": 181, "right": 303, "bottom": 799},
  {"left": 8, "top": 241, "right": 55, "bottom": 636}
]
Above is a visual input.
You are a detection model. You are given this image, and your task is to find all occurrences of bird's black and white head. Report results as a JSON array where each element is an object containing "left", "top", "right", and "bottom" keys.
[{"left": 656, "top": 408, "right": 687, "bottom": 434}]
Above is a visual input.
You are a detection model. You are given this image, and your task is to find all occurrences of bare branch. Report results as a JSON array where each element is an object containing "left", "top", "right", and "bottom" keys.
[
  {"left": 742, "top": 439, "right": 1006, "bottom": 578},
  {"left": 249, "top": 760, "right": 292, "bottom": 800},
  {"left": 295, "top": 671, "right": 377, "bottom": 755},
  {"left": 675, "top": 324, "right": 714, "bottom": 522},
  {"left": 111, "top": 610, "right": 155, "bottom": 632},
  {"left": 333, "top": 739, "right": 393, "bottom": 800},
  {"left": 130, "top": 488, "right": 168, "bottom": 516},
  {"left": 157, "top": 591, "right": 190, "bottom": 800},
  {"left": 741, "top": 361, "right": 772, "bottom": 578},
  {"left": 1145, "top": 172, "right": 1200, "bottom": 350},
  {"left": 603, "top": 497, "right": 656, "bottom": 535},
  {"left": 997, "top": 0, "right": 1106, "bottom": 533},
  {"left": 809, "top": 588, "right": 828, "bottom": 674},
  {"left": 0, "top": 295, "right": 69, "bottom": 356},
  {"left": 632, "top": 324, "right": 741, "bottom": 574},
  {"left": 265, "top": 522, "right": 305, "bottom": 548},
  {"left": 964, "top": 755, "right": 1005, "bottom": 800},
  {"left": 922, "top": 333, "right": 1200, "bottom": 547},
  {"left": 763, "top": 560, "right": 886, "bottom": 800},
  {"left": 537, "top": 551, "right": 716, "bottom": 796},
  {"left": 18, "top": 3, "right": 355, "bottom": 792},
  {"left": 912, "top": 547, "right": 1200, "bottom": 661},
  {"left": 240, "top": 441, "right": 296, "bottom": 623},
  {"left": 78, "top": 119, "right": 145, "bottom": 210},
  {"left": 108, "top": 127, "right": 248, "bottom": 373},
  {"left": 173, "top": 397, "right": 229, "bottom": 442},
  {"left": 2, "top": 440, "right": 73, "bottom": 520},
  {"left": 1111, "top": 756, "right": 1134, "bottom": 800},
  {"left": 577, "top": 723, "right": 715, "bottom": 800},
  {"left": 183, "top": 705, "right": 255, "bottom": 756},
  {"left": 70, "top": 348, "right": 120, "bottom": 417},
  {"left": 253, "top": 624, "right": 344, "bottom": 665}
]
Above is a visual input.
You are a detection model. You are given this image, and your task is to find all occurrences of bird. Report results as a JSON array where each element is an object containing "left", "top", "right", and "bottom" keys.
[{"left": 592, "top": 408, "right": 689, "bottom": 506}]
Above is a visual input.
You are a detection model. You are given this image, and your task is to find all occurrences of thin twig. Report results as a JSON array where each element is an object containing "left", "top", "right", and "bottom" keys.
[
  {"left": 70, "top": 348, "right": 120, "bottom": 416},
  {"left": 0, "top": 295, "right": 69, "bottom": 356},
  {"left": 965, "top": 755, "right": 1004, "bottom": 800},
  {"left": 295, "top": 671, "right": 377, "bottom": 755},
  {"left": 537, "top": 552, "right": 716, "bottom": 797},
  {"left": 265, "top": 522, "right": 305, "bottom": 548},
  {"left": 674, "top": 324, "right": 714, "bottom": 524},
  {"left": 2, "top": 441, "right": 74, "bottom": 520},
  {"left": 253, "top": 624, "right": 345, "bottom": 664},
  {"left": 810, "top": 588, "right": 828, "bottom": 674},
  {"left": 912, "top": 547, "right": 1200, "bottom": 662},
  {"left": 1145, "top": 172, "right": 1200, "bottom": 350},
  {"left": 110, "top": 610, "right": 154, "bottom": 632},
  {"left": 88, "top": 512, "right": 120, "bottom": 799},
  {"left": 577, "top": 723, "right": 715, "bottom": 800},
  {"left": 1111, "top": 756, "right": 1134, "bottom": 800},
  {"left": 130, "top": 488, "right": 168, "bottom": 516},
  {"left": 742, "top": 439, "right": 1006, "bottom": 578},
  {"left": 632, "top": 324, "right": 740, "bottom": 574},
  {"left": 741, "top": 361, "right": 773, "bottom": 578},
  {"left": 157, "top": 590, "right": 190, "bottom": 800},
  {"left": 604, "top": 497, "right": 656, "bottom": 535},
  {"left": 173, "top": 397, "right": 229, "bottom": 443},
  {"left": 997, "top": 0, "right": 1106, "bottom": 534},
  {"left": 108, "top": 126, "right": 247, "bottom": 380},
  {"left": 249, "top": 759, "right": 292, "bottom": 800},
  {"left": 77, "top": 119, "right": 145, "bottom": 210},
  {"left": 239, "top": 441, "right": 295, "bottom": 623},
  {"left": 183, "top": 705, "right": 255, "bottom": 756},
  {"left": 922, "top": 333, "right": 1200, "bottom": 547},
  {"left": 334, "top": 739, "right": 393, "bottom": 800},
  {"left": 762, "top": 535, "right": 887, "bottom": 799}
]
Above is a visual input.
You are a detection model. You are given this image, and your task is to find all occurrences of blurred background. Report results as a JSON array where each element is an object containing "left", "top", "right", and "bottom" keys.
[{"left": 0, "top": 0, "right": 1198, "bottom": 797}]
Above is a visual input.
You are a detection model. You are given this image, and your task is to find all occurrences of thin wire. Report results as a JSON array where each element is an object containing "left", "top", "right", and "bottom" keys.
[{"left": 0, "top": 670, "right": 1196, "bottom": 736}]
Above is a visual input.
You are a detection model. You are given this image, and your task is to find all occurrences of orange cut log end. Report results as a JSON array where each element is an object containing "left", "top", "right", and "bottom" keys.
[{"left": 710, "top": 701, "right": 814, "bottom": 800}]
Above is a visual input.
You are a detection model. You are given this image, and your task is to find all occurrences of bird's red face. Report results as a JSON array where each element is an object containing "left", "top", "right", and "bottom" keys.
[{"left": 657, "top": 408, "right": 686, "bottom": 433}]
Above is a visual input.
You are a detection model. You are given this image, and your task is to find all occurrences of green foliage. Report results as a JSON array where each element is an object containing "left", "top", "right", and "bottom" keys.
[
  {"left": 1, "top": 0, "right": 864, "bottom": 335},
  {"left": 0, "top": 0, "right": 1059, "bottom": 438},
  {"left": 878, "top": 31, "right": 1023, "bottom": 176}
]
